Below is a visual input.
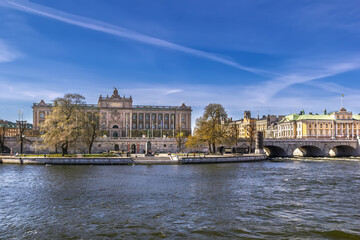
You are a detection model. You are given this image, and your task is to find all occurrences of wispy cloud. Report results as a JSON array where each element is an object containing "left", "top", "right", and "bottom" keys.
[
  {"left": 0, "top": 40, "right": 21, "bottom": 63},
  {"left": 241, "top": 59, "right": 360, "bottom": 104},
  {"left": 2, "top": 0, "right": 266, "bottom": 75},
  {"left": 0, "top": 81, "right": 62, "bottom": 101}
]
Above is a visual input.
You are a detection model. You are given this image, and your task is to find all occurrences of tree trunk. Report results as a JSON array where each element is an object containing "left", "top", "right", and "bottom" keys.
[
  {"left": 212, "top": 142, "right": 216, "bottom": 154},
  {"left": 20, "top": 137, "right": 23, "bottom": 154},
  {"left": 88, "top": 140, "right": 94, "bottom": 154},
  {"left": 62, "top": 141, "right": 68, "bottom": 156}
]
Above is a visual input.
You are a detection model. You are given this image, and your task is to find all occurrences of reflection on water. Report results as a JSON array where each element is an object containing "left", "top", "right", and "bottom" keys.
[{"left": 0, "top": 159, "right": 359, "bottom": 239}]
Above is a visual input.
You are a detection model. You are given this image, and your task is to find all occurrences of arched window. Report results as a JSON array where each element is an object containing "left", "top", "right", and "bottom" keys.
[
  {"left": 113, "top": 131, "right": 118, "bottom": 137},
  {"left": 114, "top": 144, "right": 119, "bottom": 151},
  {"left": 112, "top": 125, "right": 119, "bottom": 129}
]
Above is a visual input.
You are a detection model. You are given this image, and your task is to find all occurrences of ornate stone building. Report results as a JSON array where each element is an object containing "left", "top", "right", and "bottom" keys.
[{"left": 32, "top": 88, "right": 192, "bottom": 138}]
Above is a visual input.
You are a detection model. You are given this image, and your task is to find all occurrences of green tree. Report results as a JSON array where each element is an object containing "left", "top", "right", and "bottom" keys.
[
  {"left": 186, "top": 104, "right": 228, "bottom": 153},
  {"left": 42, "top": 94, "right": 85, "bottom": 155}
]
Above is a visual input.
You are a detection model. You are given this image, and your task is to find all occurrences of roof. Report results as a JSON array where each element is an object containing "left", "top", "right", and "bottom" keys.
[
  {"left": 281, "top": 113, "right": 360, "bottom": 121},
  {"left": 0, "top": 121, "right": 33, "bottom": 129},
  {"left": 296, "top": 114, "right": 333, "bottom": 120}
]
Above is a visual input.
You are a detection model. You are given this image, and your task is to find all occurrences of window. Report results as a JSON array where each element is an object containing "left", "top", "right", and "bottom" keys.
[
  {"left": 133, "top": 114, "right": 136, "bottom": 119},
  {"left": 139, "top": 115, "right": 143, "bottom": 120},
  {"left": 113, "top": 132, "right": 118, "bottom": 137},
  {"left": 182, "top": 115, "right": 185, "bottom": 121},
  {"left": 146, "top": 124, "right": 149, "bottom": 129},
  {"left": 320, "top": 124, "right": 322, "bottom": 128},
  {"left": 132, "top": 124, "right": 136, "bottom": 129},
  {"left": 112, "top": 125, "right": 119, "bottom": 129},
  {"left": 152, "top": 115, "right": 156, "bottom": 120},
  {"left": 139, "top": 123, "right": 143, "bottom": 129},
  {"left": 165, "top": 124, "right": 168, "bottom": 129},
  {"left": 158, "top": 115, "right": 162, "bottom": 120},
  {"left": 40, "top": 113, "right": 44, "bottom": 118},
  {"left": 165, "top": 115, "right": 168, "bottom": 120}
]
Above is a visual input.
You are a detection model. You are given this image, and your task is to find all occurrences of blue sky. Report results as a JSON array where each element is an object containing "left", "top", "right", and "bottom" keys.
[{"left": 1, "top": 0, "right": 360, "bottom": 125}]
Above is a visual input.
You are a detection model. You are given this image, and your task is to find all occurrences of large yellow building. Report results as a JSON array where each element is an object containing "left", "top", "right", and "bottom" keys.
[
  {"left": 32, "top": 88, "right": 192, "bottom": 138},
  {"left": 277, "top": 108, "right": 360, "bottom": 139}
]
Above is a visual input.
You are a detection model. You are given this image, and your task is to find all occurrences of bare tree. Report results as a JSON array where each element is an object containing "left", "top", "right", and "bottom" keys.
[
  {"left": 17, "top": 120, "right": 27, "bottom": 154},
  {"left": 0, "top": 120, "right": 6, "bottom": 154},
  {"left": 245, "top": 124, "right": 256, "bottom": 153},
  {"left": 82, "top": 112, "right": 100, "bottom": 154}
]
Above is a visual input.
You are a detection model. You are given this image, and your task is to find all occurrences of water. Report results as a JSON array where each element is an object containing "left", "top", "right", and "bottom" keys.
[{"left": 0, "top": 160, "right": 359, "bottom": 239}]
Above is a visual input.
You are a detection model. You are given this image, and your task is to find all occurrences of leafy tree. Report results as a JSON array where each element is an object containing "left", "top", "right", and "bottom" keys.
[
  {"left": 82, "top": 112, "right": 100, "bottom": 154},
  {"left": 42, "top": 94, "right": 85, "bottom": 155},
  {"left": 186, "top": 104, "right": 228, "bottom": 153}
]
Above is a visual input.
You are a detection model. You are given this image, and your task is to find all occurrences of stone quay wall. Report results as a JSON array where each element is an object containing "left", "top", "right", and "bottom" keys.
[
  {"left": 0, "top": 157, "right": 133, "bottom": 165},
  {"left": 181, "top": 154, "right": 267, "bottom": 164}
]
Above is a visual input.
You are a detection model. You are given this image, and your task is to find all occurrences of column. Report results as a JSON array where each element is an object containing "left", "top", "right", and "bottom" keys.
[
  {"left": 130, "top": 112, "right": 132, "bottom": 138},
  {"left": 137, "top": 113, "right": 139, "bottom": 130},
  {"left": 351, "top": 122, "right": 354, "bottom": 139},
  {"left": 341, "top": 124, "right": 343, "bottom": 137}
]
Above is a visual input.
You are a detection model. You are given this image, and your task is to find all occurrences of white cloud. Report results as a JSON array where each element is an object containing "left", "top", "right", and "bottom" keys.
[
  {"left": 0, "top": 40, "right": 21, "bottom": 63},
  {"left": 0, "top": 81, "right": 62, "bottom": 101}
]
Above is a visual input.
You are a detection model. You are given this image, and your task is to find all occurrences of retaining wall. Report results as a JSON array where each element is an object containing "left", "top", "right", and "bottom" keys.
[
  {"left": 0, "top": 157, "right": 133, "bottom": 165},
  {"left": 181, "top": 154, "right": 267, "bottom": 164}
]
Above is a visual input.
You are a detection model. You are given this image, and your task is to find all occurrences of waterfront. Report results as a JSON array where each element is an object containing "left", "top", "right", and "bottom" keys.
[{"left": 0, "top": 160, "right": 359, "bottom": 239}]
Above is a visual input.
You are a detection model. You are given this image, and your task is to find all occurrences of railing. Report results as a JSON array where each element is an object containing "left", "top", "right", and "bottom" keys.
[{"left": 264, "top": 138, "right": 357, "bottom": 142}]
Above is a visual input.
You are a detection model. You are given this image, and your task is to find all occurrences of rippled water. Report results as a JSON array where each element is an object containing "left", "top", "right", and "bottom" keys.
[{"left": 1, "top": 160, "right": 360, "bottom": 239}]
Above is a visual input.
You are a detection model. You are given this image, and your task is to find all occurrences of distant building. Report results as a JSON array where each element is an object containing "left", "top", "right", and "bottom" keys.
[
  {"left": 0, "top": 121, "right": 33, "bottom": 137},
  {"left": 256, "top": 115, "right": 284, "bottom": 138},
  {"left": 277, "top": 108, "right": 360, "bottom": 139},
  {"left": 32, "top": 88, "right": 192, "bottom": 138}
]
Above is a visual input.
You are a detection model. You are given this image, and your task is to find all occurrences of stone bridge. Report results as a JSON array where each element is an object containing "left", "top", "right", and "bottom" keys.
[{"left": 263, "top": 139, "right": 359, "bottom": 157}]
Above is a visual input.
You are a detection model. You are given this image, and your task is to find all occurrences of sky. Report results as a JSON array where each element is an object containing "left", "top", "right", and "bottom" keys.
[{"left": 1, "top": 0, "right": 360, "bottom": 126}]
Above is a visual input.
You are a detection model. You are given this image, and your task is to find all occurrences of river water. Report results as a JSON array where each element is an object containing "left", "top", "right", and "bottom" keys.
[{"left": 0, "top": 159, "right": 359, "bottom": 239}]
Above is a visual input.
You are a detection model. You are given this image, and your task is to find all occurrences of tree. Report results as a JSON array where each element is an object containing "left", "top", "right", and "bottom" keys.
[
  {"left": 175, "top": 130, "right": 186, "bottom": 152},
  {"left": 82, "top": 112, "right": 100, "bottom": 154},
  {"left": 42, "top": 94, "right": 85, "bottom": 155},
  {"left": 186, "top": 104, "right": 228, "bottom": 153},
  {"left": 245, "top": 124, "right": 256, "bottom": 153},
  {"left": 17, "top": 120, "right": 27, "bottom": 154},
  {"left": 0, "top": 120, "right": 6, "bottom": 154}
]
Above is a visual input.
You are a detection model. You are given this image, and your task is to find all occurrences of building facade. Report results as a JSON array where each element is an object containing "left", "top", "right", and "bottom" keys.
[
  {"left": 0, "top": 121, "right": 33, "bottom": 137},
  {"left": 277, "top": 108, "right": 360, "bottom": 139},
  {"left": 32, "top": 88, "right": 192, "bottom": 138}
]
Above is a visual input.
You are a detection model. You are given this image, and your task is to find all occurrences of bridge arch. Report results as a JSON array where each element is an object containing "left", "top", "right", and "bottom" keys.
[
  {"left": 293, "top": 145, "right": 323, "bottom": 157},
  {"left": 264, "top": 145, "right": 287, "bottom": 157},
  {"left": 329, "top": 145, "right": 358, "bottom": 157},
  {"left": 1, "top": 145, "right": 10, "bottom": 153}
]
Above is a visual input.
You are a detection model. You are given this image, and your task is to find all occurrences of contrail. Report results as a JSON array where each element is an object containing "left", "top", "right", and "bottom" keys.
[{"left": 3, "top": 0, "right": 266, "bottom": 74}]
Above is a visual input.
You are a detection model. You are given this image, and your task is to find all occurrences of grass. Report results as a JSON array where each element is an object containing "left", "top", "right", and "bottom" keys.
[{"left": 84, "top": 153, "right": 117, "bottom": 157}]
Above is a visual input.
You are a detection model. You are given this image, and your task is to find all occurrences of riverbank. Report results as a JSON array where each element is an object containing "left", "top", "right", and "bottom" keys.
[{"left": 0, "top": 154, "right": 267, "bottom": 165}]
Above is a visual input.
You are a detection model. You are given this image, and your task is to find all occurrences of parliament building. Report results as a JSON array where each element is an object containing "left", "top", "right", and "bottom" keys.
[{"left": 32, "top": 88, "right": 192, "bottom": 139}]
